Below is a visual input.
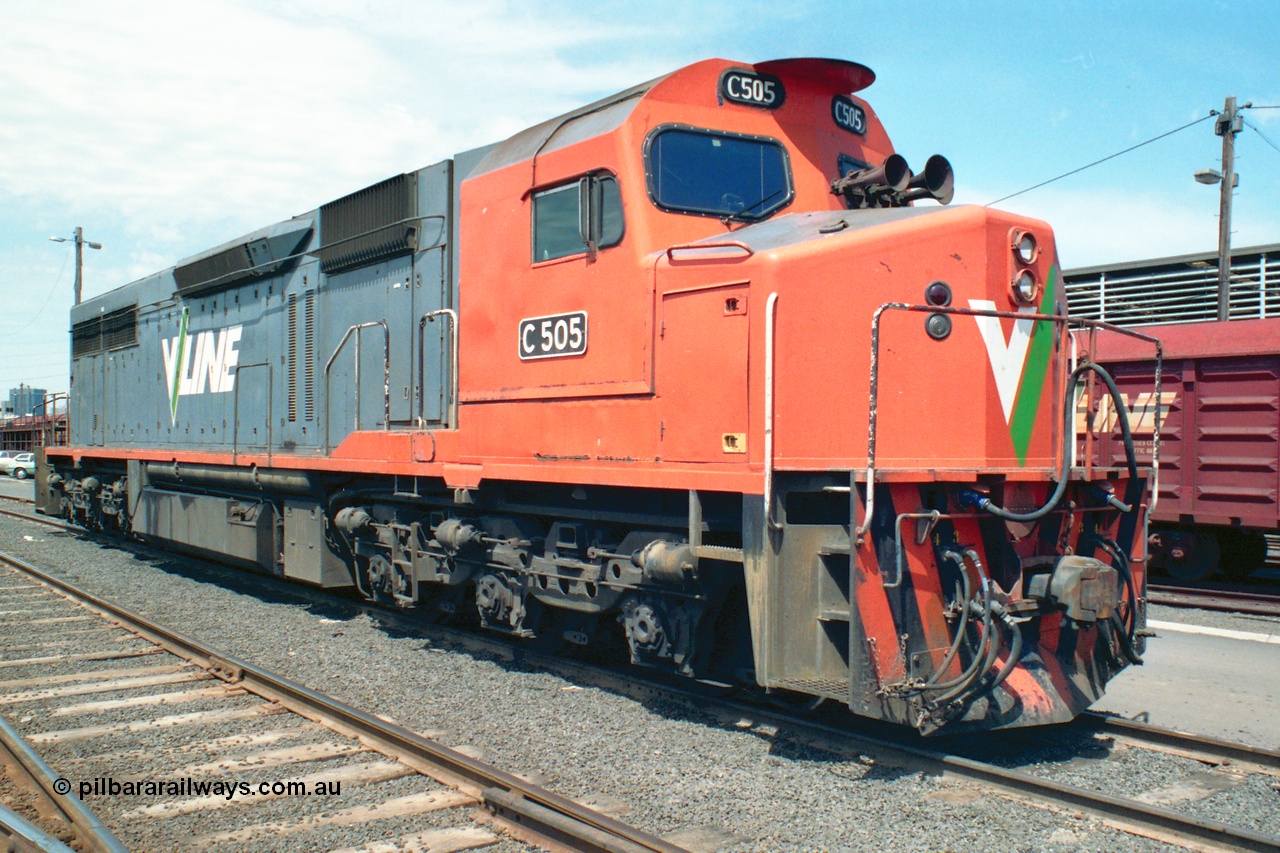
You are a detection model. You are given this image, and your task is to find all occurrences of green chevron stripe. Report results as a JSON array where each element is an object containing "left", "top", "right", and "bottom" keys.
[
  {"left": 1008, "top": 266, "right": 1059, "bottom": 465},
  {"left": 169, "top": 307, "right": 189, "bottom": 423}
]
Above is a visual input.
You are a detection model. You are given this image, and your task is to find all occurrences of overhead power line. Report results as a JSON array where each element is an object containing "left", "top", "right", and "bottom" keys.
[
  {"left": 11, "top": 249, "right": 72, "bottom": 336},
  {"left": 985, "top": 113, "right": 1215, "bottom": 206},
  {"left": 1243, "top": 118, "right": 1280, "bottom": 157}
]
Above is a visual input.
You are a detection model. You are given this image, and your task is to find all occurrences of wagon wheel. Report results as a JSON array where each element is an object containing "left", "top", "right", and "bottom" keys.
[
  {"left": 1217, "top": 530, "right": 1267, "bottom": 582},
  {"left": 1148, "top": 527, "right": 1220, "bottom": 581}
]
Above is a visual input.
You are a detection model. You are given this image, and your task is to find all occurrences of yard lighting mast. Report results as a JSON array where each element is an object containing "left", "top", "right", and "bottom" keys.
[
  {"left": 1194, "top": 97, "right": 1247, "bottom": 321},
  {"left": 48, "top": 226, "right": 102, "bottom": 306}
]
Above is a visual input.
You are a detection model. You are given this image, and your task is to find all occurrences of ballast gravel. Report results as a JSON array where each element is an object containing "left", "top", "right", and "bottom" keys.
[{"left": 1, "top": 512, "right": 1273, "bottom": 852}]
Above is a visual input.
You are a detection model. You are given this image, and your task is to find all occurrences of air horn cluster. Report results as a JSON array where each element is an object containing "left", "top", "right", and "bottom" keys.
[{"left": 831, "top": 153, "right": 954, "bottom": 209}]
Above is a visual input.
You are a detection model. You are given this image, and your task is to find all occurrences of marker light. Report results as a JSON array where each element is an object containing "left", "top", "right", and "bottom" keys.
[{"left": 924, "top": 280, "right": 952, "bottom": 307}]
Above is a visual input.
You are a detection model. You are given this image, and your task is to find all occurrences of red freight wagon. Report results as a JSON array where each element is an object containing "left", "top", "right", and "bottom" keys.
[{"left": 1067, "top": 245, "right": 1280, "bottom": 579}]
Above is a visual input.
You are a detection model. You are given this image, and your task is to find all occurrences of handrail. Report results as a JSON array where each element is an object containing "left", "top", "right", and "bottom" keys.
[
  {"left": 418, "top": 309, "right": 458, "bottom": 429},
  {"left": 764, "top": 293, "right": 780, "bottom": 531},
  {"left": 323, "top": 320, "right": 390, "bottom": 452},
  {"left": 665, "top": 240, "right": 754, "bottom": 262},
  {"left": 856, "top": 303, "right": 1163, "bottom": 539}
]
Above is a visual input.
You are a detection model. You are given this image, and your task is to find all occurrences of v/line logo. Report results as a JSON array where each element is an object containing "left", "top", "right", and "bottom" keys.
[
  {"left": 967, "top": 265, "right": 1059, "bottom": 466},
  {"left": 161, "top": 307, "right": 243, "bottom": 425}
]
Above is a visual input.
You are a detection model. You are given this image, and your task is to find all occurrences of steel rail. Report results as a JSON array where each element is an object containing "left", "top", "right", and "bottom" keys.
[
  {"left": 0, "top": 803, "right": 79, "bottom": 853},
  {"left": 176, "top": 557, "right": 1279, "bottom": 853},
  {"left": 490, "top": 644, "right": 1280, "bottom": 852},
  {"left": 1149, "top": 583, "right": 1280, "bottom": 618},
  {"left": 9, "top": 507, "right": 1280, "bottom": 850},
  {"left": 0, "top": 701, "right": 127, "bottom": 853},
  {"left": 0, "top": 549, "right": 688, "bottom": 853},
  {"left": 1081, "top": 712, "right": 1280, "bottom": 772},
  {"left": 0, "top": 507, "right": 71, "bottom": 531}
]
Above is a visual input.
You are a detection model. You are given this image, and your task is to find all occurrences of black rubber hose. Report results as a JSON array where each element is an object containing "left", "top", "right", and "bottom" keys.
[
  {"left": 1086, "top": 536, "right": 1142, "bottom": 665},
  {"left": 919, "top": 552, "right": 993, "bottom": 694},
  {"left": 927, "top": 551, "right": 976, "bottom": 687},
  {"left": 928, "top": 604, "right": 1002, "bottom": 706},
  {"left": 976, "top": 362, "right": 1140, "bottom": 523},
  {"left": 925, "top": 554, "right": 997, "bottom": 703},
  {"left": 1093, "top": 537, "right": 1138, "bottom": 638},
  {"left": 1109, "top": 613, "right": 1144, "bottom": 665},
  {"left": 1096, "top": 617, "right": 1123, "bottom": 670},
  {"left": 988, "top": 612, "right": 1024, "bottom": 691}
]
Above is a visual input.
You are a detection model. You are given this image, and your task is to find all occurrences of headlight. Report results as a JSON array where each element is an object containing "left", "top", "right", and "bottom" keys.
[
  {"left": 1012, "top": 230, "right": 1038, "bottom": 264},
  {"left": 1011, "top": 270, "right": 1039, "bottom": 304}
]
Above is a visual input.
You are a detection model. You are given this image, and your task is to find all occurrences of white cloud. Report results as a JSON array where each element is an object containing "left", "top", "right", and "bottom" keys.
[
  {"left": 0, "top": 0, "right": 679, "bottom": 393},
  {"left": 0, "top": 1, "right": 669, "bottom": 256}
]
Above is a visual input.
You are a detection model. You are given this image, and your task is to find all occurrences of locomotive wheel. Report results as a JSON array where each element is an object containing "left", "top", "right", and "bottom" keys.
[
  {"left": 1148, "top": 527, "right": 1220, "bottom": 581},
  {"left": 1217, "top": 530, "right": 1266, "bottom": 581}
]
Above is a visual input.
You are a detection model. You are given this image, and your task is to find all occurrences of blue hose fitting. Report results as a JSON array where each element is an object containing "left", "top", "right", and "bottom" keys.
[{"left": 958, "top": 489, "right": 992, "bottom": 512}]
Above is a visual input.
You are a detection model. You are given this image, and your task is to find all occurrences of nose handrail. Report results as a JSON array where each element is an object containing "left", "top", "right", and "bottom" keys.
[{"left": 857, "top": 303, "right": 1162, "bottom": 540}]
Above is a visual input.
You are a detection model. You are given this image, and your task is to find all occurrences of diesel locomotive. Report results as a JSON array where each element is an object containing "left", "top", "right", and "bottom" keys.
[{"left": 40, "top": 57, "right": 1157, "bottom": 734}]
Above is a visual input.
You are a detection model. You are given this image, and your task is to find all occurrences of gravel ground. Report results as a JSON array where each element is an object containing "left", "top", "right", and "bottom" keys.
[
  {"left": 0, "top": 545, "right": 542, "bottom": 853},
  {"left": 1, "top": 511, "right": 1272, "bottom": 852},
  {"left": 1147, "top": 601, "right": 1280, "bottom": 635}
]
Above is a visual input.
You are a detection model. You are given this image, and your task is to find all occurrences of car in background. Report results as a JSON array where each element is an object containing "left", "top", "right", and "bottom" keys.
[{"left": 2, "top": 452, "right": 36, "bottom": 479}]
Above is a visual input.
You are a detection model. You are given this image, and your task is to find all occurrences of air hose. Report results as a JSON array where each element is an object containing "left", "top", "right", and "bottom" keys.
[
  {"left": 927, "top": 551, "right": 976, "bottom": 685},
  {"left": 964, "top": 362, "right": 1141, "bottom": 523},
  {"left": 892, "top": 550, "right": 1026, "bottom": 713},
  {"left": 1087, "top": 535, "right": 1144, "bottom": 666},
  {"left": 919, "top": 552, "right": 991, "bottom": 695}
]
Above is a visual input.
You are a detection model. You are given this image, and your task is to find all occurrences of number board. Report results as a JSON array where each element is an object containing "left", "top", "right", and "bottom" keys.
[
  {"left": 831, "top": 95, "right": 867, "bottom": 135},
  {"left": 518, "top": 311, "right": 588, "bottom": 360},
  {"left": 718, "top": 69, "right": 785, "bottom": 110}
]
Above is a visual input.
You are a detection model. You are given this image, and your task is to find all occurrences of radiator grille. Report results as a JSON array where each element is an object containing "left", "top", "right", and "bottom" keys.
[
  {"left": 303, "top": 291, "right": 316, "bottom": 421},
  {"left": 287, "top": 294, "right": 298, "bottom": 422},
  {"left": 173, "top": 244, "right": 255, "bottom": 295},
  {"left": 316, "top": 173, "right": 419, "bottom": 273},
  {"left": 71, "top": 306, "right": 138, "bottom": 358}
]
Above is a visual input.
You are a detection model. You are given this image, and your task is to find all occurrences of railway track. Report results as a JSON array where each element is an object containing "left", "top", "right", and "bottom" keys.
[
  {"left": 4, "top": 503, "right": 1280, "bottom": 851},
  {"left": 1148, "top": 582, "right": 1280, "bottom": 618},
  {"left": 0, "top": 545, "right": 688, "bottom": 853}
]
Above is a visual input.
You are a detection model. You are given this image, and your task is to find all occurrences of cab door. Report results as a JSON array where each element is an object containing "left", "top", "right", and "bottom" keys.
[
  {"left": 657, "top": 281, "right": 750, "bottom": 462},
  {"left": 460, "top": 171, "right": 653, "bottom": 404}
]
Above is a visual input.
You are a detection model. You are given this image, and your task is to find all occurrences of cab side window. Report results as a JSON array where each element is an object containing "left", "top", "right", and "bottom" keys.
[{"left": 532, "top": 173, "right": 623, "bottom": 263}]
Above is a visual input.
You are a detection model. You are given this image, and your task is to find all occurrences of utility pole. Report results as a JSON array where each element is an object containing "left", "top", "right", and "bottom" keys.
[
  {"left": 49, "top": 226, "right": 102, "bottom": 305},
  {"left": 1215, "top": 96, "right": 1242, "bottom": 321}
]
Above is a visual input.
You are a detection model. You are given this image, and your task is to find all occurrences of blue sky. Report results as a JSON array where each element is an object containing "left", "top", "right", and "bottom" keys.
[{"left": 3, "top": 0, "right": 1279, "bottom": 395}]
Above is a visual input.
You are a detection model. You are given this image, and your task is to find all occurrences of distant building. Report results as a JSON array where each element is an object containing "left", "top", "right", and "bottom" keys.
[{"left": 7, "top": 385, "right": 48, "bottom": 418}]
